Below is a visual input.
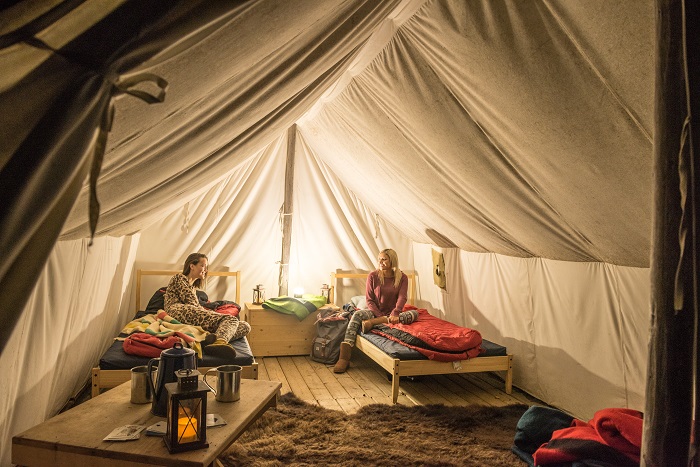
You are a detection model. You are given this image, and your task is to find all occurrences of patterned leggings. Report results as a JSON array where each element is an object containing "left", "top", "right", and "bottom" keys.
[
  {"left": 342, "top": 309, "right": 419, "bottom": 347},
  {"left": 167, "top": 304, "right": 251, "bottom": 342}
]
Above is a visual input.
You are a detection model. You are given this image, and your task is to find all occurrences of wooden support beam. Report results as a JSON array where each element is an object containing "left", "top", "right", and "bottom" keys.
[
  {"left": 644, "top": 1, "right": 699, "bottom": 465},
  {"left": 278, "top": 124, "right": 297, "bottom": 297}
]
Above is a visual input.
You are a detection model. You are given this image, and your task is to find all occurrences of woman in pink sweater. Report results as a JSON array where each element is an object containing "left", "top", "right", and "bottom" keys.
[{"left": 334, "top": 248, "right": 414, "bottom": 373}]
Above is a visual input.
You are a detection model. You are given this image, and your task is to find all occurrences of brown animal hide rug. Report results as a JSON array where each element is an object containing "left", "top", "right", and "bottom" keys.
[{"left": 221, "top": 393, "right": 528, "bottom": 467}]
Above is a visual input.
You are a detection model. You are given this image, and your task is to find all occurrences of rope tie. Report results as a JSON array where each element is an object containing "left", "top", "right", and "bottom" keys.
[
  {"left": 19, "top": 34, "right": 169, "bottom": 244},
  {"left": 673, "top": 115, "right": 692, "bottom": 311},
  {"left": 181, "top": 202, "right": 191, "bottom": 233},
  {"left": 89, "top": 73, "right": 169, "bottom": 244}
]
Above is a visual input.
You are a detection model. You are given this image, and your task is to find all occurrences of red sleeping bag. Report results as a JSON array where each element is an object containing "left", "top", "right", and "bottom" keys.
[{"left": 372, "top": 306, "right": 483, "bottom": 361}]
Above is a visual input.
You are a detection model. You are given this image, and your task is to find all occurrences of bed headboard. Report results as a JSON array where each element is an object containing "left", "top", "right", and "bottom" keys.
[
  {"left": 135, "top": 269, "right": 241, "bottom": 312},
  {"left": 329, "top": 271, "right": 416, "bottom": 306}
]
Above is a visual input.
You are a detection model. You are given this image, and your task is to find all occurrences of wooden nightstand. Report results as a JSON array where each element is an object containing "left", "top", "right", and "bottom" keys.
[{"left": 244, "top": 302, "right": 329, "bottom": 357}]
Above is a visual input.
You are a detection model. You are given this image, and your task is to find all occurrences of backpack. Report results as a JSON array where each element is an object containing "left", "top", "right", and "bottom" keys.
[{"left": 310, "top": 308, "right": 352, "bottom": 364}]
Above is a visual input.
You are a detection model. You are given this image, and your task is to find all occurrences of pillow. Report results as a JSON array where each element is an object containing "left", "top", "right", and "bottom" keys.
[
  {"left": 350, "top": 295, "right": 367, "bottom": 310},
  {"left": 145, "top": 287, "right": 167, "bottom": 313}
]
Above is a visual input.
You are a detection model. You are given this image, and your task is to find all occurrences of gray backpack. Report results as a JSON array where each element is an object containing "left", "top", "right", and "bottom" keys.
[{"left": 310, "top": 309, "right": 351, "bottom": 364}]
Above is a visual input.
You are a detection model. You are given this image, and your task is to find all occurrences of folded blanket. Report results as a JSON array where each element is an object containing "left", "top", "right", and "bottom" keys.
[
  {"left": 118, "top": 311, "right": 211, "bottom": 357},
  {"left": 262, "top": 295, "right": 327, "bottom": 320},
  {"left": 592, "top": 408, "right": 644, "bottom": 460},
  {"left": 533, "top": 408, "right": 643, "bottom": 467},
  {"left": 123, "top": 333, "right": 182, "bottom": 358}
]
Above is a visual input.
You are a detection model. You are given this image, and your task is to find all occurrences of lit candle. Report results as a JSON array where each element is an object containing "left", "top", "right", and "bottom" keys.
[{"left": 178, "top": 416, "right": 198, "bottom": 443}]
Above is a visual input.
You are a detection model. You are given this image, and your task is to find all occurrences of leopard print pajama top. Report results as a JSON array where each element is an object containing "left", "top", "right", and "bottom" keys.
[{"left": 164, "top": 273, "right": 249, "bottom": 342}]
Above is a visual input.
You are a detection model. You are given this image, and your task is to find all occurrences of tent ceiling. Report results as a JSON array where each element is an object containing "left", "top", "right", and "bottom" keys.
[
  {"left": 2, "top": 0, "right": 655, "bottom": 266},
  {"left": 4, "top": 1, "right": 698, "bottom": 465}
]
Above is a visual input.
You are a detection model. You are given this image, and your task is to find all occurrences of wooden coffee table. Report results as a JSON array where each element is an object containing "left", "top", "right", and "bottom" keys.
[{"left": 12, "top": 378, "right": 281, "bottom": 467}]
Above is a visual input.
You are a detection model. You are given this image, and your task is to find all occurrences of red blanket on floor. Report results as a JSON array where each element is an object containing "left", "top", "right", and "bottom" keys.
[
  {"left": 372, "top": 306, "right": 483, "bottom": 361},
  {"left": 533, "top": 408, "right": 643, "bottom": 466}
]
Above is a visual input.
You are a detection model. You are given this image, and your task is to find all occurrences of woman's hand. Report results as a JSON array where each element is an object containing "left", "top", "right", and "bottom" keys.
[{"left": 388, "top": 315, "right": 400, "bottom": 324}]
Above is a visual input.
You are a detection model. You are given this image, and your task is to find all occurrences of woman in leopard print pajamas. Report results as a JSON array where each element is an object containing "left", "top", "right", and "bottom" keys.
[{"left": 164, "top": 253, "right": 250, "bottom": 358}]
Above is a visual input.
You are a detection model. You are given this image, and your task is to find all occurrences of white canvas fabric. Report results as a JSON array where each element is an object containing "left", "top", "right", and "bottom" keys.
[{"left": 2, "top": 0, "right": 695, "bottom": 465}]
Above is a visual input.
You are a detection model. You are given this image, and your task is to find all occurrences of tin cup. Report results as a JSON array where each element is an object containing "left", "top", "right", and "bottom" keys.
[
  {"left": 204, "top": 365, "right": 241, "bottom": 402},
  {"left": 130, "top": 365, "right": 154, "bottom": 404}
]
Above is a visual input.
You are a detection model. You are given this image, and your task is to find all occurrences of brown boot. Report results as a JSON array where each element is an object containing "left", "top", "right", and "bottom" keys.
[
  {"left": 333, "top": 342, "right": 352, "bottom": 373},
  {"left": 362, "top": 316, "right": 390, "bottom": 333}
]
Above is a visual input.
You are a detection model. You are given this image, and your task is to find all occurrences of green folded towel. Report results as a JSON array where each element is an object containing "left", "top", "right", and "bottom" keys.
[{"left": 262, "top": 295, "right": 327, "bottom": 320}]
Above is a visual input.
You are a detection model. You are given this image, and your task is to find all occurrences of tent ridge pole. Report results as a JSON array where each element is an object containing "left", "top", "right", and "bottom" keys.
[{"left": 279, "top": 124, "right": 297, "bottom": 297}]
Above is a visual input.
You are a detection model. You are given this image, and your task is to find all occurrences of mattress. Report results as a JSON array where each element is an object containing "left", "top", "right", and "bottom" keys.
[
  {"left": 99, "top": 337, "right": 255, "bottom": 370},
  {"left": 359, "top": 332, "right": 506, "bottom": 360},
  {"left": 99, "top": 310, "right": 254, "bottom": 370}
]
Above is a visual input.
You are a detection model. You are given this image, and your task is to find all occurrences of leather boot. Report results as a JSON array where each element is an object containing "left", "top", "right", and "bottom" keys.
[
  {"left": 204, "top": 338, "right": 237, "bottom": 359},
  {"left": 362, "top": 316, "right": 390, "bottom": 333},
  {"left": 202, "top": 333, "right": 217, "bottom": 347},
  {"left": 333, "top": 342, "right": 352, "bottom": 373}
]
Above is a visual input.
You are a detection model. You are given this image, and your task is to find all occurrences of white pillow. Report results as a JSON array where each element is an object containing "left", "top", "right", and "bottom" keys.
[{"left": 350, "top": 295, "right": 367, "bottom": 309}]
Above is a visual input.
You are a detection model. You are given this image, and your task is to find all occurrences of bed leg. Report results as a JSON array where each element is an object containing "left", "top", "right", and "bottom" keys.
[
  {"left": 391, "top": 361, "right": 400, "bottom": 404},
  {"left": 505, "top": 355, "right": 513, "bottom": 394},
  {"left": 91, "top": 368, "right": 100, "bottom": 398}
]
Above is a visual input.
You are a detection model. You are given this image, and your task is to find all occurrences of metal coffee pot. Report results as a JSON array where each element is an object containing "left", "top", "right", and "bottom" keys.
[{"left": 147, "top": 342, "right": 197, "bottom": 416}]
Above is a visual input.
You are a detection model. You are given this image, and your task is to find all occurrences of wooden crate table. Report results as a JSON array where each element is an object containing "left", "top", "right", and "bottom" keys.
[
  {"left": 12, "top": 378, "right": 281, "bottom": 467},
  {"left": 244, "top": 302, "right": 332, "bottom": 357}
]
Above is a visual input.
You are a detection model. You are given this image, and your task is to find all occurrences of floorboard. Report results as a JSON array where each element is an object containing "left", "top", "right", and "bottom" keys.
[
  {"left": 255, "top": 352, "right": 544, "bottom": 413},
  {"left": 68, "top": 353, "right": 546, "bottom": 417}
]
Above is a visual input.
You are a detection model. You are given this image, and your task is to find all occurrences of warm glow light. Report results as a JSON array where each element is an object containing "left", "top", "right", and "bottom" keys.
[
  {"left": 177, "top": 405, "right": 198, "bottom": 443},
  {"left": 178, "top": 416, "right": 197, "bottom": 443}
]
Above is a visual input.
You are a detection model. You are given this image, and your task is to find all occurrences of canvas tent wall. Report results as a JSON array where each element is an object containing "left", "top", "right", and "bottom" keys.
[{"left": 1, "top": 0, "right": 698, "bottom": 466}]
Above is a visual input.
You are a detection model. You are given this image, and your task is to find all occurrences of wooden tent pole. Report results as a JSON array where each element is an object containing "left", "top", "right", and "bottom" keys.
[
  {"left": 278, "top": 124, "right": 297, "bottom": 297},
  {"left": 644, "top": 0, "right": 699, "bottom": 465},
  {"left": 687, "top": 0, "right": 700, "bottom": 462}
]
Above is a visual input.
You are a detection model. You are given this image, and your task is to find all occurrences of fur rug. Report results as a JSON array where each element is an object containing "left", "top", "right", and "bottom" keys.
[{"left": 221, "top": 393, "right": 528, "bottom": 467}]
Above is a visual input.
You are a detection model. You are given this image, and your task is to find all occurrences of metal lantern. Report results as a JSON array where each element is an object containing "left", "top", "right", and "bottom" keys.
[
  {"left": 320, "top": 283, "right": 330, "bottom": 304},
  {"left": 252, "top": 284, "right": 265, "bottom": 304},
  {"left": 164, "top": 369, "right": 209, "bottom": 453}
]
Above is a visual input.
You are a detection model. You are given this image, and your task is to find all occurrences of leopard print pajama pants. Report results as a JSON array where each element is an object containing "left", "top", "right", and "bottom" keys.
[{"left": 167, "top": 304, "right": 251, "bottom": 342}]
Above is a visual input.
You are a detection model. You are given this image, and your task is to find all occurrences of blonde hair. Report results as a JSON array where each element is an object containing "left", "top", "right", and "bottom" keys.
[{"left": 377, "top": 248, "right": 403, "bottom": 288}]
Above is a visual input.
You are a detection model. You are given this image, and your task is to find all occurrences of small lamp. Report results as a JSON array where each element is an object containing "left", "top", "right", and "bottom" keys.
[
  {"left": 252, "top": 284, "right": 265, "bottom": 304},
  {"left": 164, "top": 369, "right": 209, "bottom": 454},
  {"left": 320, "top": 283, "right": 330, "bottom": 303}
]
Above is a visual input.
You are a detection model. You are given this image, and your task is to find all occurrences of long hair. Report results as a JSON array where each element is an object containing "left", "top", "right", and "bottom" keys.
[
  {"left": 377, "top": 248, "right": 403, "bottom": 288},
  {"left": 183, "top": 253, "right": 208, "bottom": 288}
]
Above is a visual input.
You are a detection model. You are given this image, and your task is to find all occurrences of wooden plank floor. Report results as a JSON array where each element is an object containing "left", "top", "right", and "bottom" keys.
[{"left": 255, "top": 352, "right": 544, "bottom": 414}]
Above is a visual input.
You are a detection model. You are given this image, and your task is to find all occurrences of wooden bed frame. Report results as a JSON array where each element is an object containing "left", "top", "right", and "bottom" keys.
[
  {"left": 330, "top": 271, "right": 513, "bottom": 404},
  {"left": 91, "top": 269, "right": 258, "bottom": 397}
]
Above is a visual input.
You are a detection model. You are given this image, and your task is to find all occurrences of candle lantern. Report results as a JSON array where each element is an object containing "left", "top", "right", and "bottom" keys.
[
  {"left": 252, "top": 284, "right": 265, "bottom": 304},
  {"left": 320, "top": 284, "right": 330, "bottom": 304},
  {"left": 164, "top": 369, "right": 209, "bottom": 453}
]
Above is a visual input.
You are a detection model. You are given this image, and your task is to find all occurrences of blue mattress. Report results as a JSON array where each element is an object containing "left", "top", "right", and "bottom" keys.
[
  {"left": 99, "top": 336, "right": 255, "bottom": 370},
  {"left": 359, "top": 332, "right": 506, "bottom": 360},
  {"left": 99, "top": 311, "right": 255, "bottom": 370}
]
